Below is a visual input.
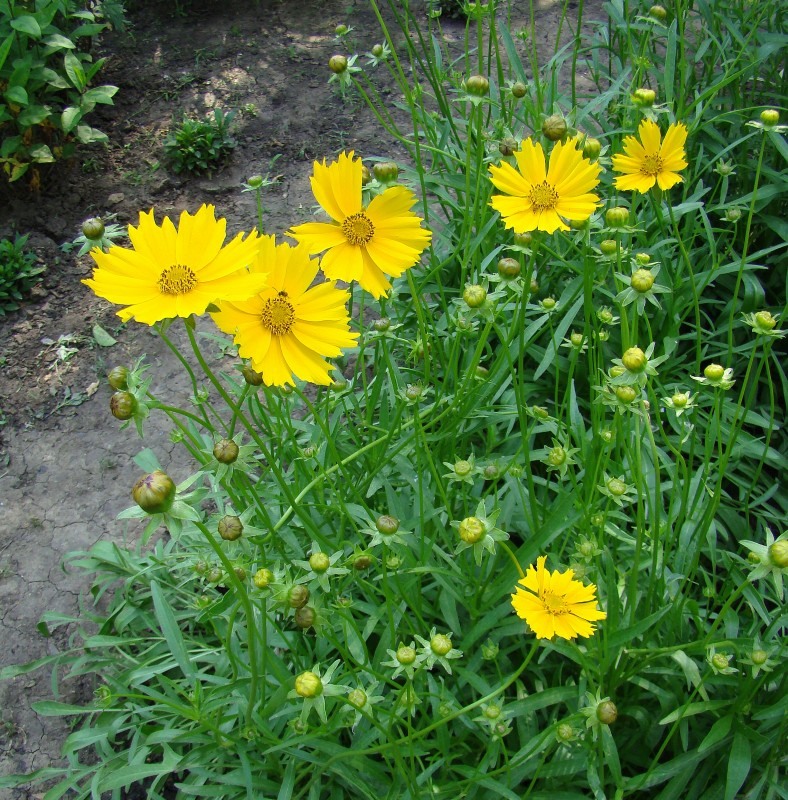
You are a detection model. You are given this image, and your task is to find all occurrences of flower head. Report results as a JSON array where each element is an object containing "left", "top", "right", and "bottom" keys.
[
  {"left": 451, "top": 499, "right": 509, "bottom": 566},
  {"left": 211, "top": 236, "right": 358, "bottom": 387},
  {"left": 83, "top": 205, "right": 266, "bottom": 325},
  {"left": 612, "top": 120, "right": 688, "bottom": 193},
  {"left": 288, "top": 151, "right": 431, "bottom": 298},
  {"left": 489, "top": 137, "right": 602, "bottom": 233},
  {"left": 511, "top": 555, "right": 606, "bottom": 640}
]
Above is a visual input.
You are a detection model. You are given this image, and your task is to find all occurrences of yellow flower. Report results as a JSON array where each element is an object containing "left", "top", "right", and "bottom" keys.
[
  {"left": 612, "top": 119, "right": 688, "bottom": 192},
  {"left": 511, "top": 556, "right": 606, "bottom": 640},
  {"left": 489, "top": 138, "right": 602, "bottom": 234},
  {"left": 211, "top": 236, "right": 358, "bottom": 387},
  {"left": 83, "top": 205, "right": 266, "bottom": 325},
  {"left": 288, "top": 151, "right": 431, "bottom": 298}
]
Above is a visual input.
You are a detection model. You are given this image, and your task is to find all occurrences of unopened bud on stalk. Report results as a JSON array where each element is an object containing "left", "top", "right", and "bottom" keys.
[
  {"left": 295, "top": 671, "right": 323, "bottom": 698},
  {"left": 599, "top": 239, "right": 618, "bottom": 256},
  {"left": 396, "top": 645, "right": 417, "bottom": 665},
  {"left": 497, "top": 257, "right": 521, "bottom": 278},
  {"left": 542, "top": 114, "right": 567, "bottom": 141},
  {"left": 430, "top": 634, "right": 453, "bottom": 656},
  {"left": 614, "top": 386, "right": 637, "bottom": 404},
  {"left": 703, "top": 364, "right": 725, "bottom": 382},
  {"left": 463, "top": 284, "right": 486, "bottom": 308},
  {"left": 760, "top": 109, "right": 780, "bottom": 127},
  {"left": 348, "top": 688, "right": 367, "bottom": 708},
  {"left": 328, "top": 54, "right": 348, "bottom": 74},
  {"left": 213, "top": 438, "right": 239, "bottom": 464},
  {"left": 632, "top": 88, "right": 656, "bottom": 106},
  {"left": 82, "top": 217, "right": 105, "bottom": 240},
  {"left": 373, "top": 161, "right": 399, "bottom": 183},
  {"left": 246, "top": 175, "right": 264, "bottom": 189},
  {"left": 631, "top": 269, "right": 655, "bottom": 292},
  {"left": 606, "top": 478, "right": 628, "bottom": 497},
  {"left": 334, "top": 23, "right": 348, "bottom": 35},
  {"left": 605, "top": 206, "right": 629, "bottom": 228},
  {"left": 253, "top": 568, "right": 274, "bottom": 588},
  {"left": 288, "top": 585, "right": 310, "bottom": 608},
  {"left": 371, "top": 43, "right": 384, "bottom": 57},
  {"left": 132, "top": 470, "right": 176, "bottom": 514},
  {"left": 465, "top": 74, "right": 489, "bottom": 96},
  {"left": 373, "top": 316, "right": 391, "bottom": 332},
  {"left": 353, "top": 554, "right": 372, "bottom": 570},
  {"left": 107, "top": 366, "right": 128, "bottom": 390},
  {"left": 596, "top": 700, "right": 618, "bottom": 724},
  {"left": 499, "top": 136, "right": 518, "bottom": 156},
  {"left": 583, "top": 137, "right": 601, "bottom": 159},
  {"left": 648, "top": 4, "right": 667, "bottom": 21},
  {"left": 671, "top": 392, "right": 689, "bottom": 408},
  {"left": 557, "top": 723, "right": 575, "bottom": 741},
  {"left": 458, "top": 516, "right": 485, "bottom": 543},
  {"left": 376, "top": 514, "right": 400, "bottom": 535},
  {"left": 754, "top": 311, "right": 777, "bottom": 331},
  {"left": 309, "top": 552, "right": 331, "bottom": 573},
  {"left": 768, "top": 540, "right": 788, "bottom": 568},
  {"left": 218, "top": 515, "right": 243, "bottom": 541},
  {"left": 294, "top": 606, "right": 316, "bottom": 629},
  {"left": 513, "top": 232, "right": 532, "bottom": 247},
  {"left": 511, "top": 81, "right": 526, "bottom": 98},
  {"left": 622, "top": 347, "right": 647, "bottom": 372},
  {"left": 110, "top": 391, "right": 136, "bottom": 420}
]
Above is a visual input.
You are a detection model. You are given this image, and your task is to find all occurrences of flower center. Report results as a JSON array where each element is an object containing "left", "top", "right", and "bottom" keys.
[
  {"left": 640, "top": 153, "right": 664, "bottom": 176},
  {"left": 528, "top": 180, "right": 559, "bottom": 213},
  {"left": 158, "top": 264, "right": 197, "bottom": 295},
  {"left": 543, "top": 593, "right": 569, "bottom": 616},
  {"left": 342, "top": 212, "right": 375, "bottom": 246},
  {"left": 261, "top": 291, "right": 296, "bottom": 335}
]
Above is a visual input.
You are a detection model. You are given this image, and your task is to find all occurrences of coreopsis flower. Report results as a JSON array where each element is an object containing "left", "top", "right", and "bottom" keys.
[
  {"left": 288, "top": 151, "right": 432, "bottom": 298},
  {"left": 211, "top": 236, "right": 359, "bottom": 387},
  {"left": 83, "top": 205, "right": 266, "bottom": 325},
  {"left": 612, "top": 119, "right": 688, "bottom": 192},
  {"left": 511, "top": 555, "right": 606, "bottom": 640},
  {"left": 489, "top": 137, "right": 602, "bottom": 233}
]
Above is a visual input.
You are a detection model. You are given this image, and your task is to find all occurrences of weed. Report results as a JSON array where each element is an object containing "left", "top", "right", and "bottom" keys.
[
  {"left": 0, "top": 236, "right": 45, "bottom": 315},
  {"left": 163, "top": 109, "right": 237, "bottom": 174}
]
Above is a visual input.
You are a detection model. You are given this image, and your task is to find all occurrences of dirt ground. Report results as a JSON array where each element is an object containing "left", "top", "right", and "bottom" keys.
[{"left": 0, "top": 0, "right": 600, "bottom": 795}]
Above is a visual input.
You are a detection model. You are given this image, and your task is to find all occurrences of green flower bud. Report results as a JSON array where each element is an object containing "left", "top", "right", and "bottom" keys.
[
  {"left": 132, "top": 470, "right": 176, "bottom": 514},
  {"left": 671, "top": 392, "right": 689, "bottom": 408},
  {"left": 206, "top": 567, "right": 223, "bottom": 584},
  {"left": 404, "top": 383, "right": 424, "bottom": 401},
  {"left": 288, "top": 585, "right": 310, "bottom": 608},
  {"left": 635, "top": 252, "right": 651, "bottom": 265},
  {"left": 632, "top": 87, "right": 656, "bottom": 106},
  {"left": 609, "top": 365, "right": 626, "bottom": 378},
  {"left": 703, "top": 363, "right": 725, "bottom": 382},
  {"left": 253, "top": 568, "right": 274, "bottom": 588},
  {"left": 454, "top": 459, "right": 473, "bottom": 477},
  {"left": 591, "top": 512, "right": 605, "bottom": 526},
  {"left": 599, "top": 239, "right": 618, "bottom": 256},
  {"left": 725, "top": 208, "right": 742, "bottom": 223},
  {"left": 760, "top": 109, "right": 780, "bottom": 127},
  {"left": 246, "top": 175, "right": 264, "bottom": 189},
  {"left": 498, "top": 136, "right": 518, "bottom": 156},
  {"left": 234, "top": 566, "right": 246, "bottom": 582},
  {"left": 711, "top": 653, "right": 731, "bottom": 671},
  {"left": 497, "top": 257, "right": 521, "bottom": 278},
  {"left": 622, "top": 346, "right": 647, "bottom": 372},
  {"left": 430, "top": 634, "right": 453, "bottom": 656},
  {"left": 463, "top": 284, "right": 487, "bottom": 308},
  {"left": 373, "top": 316, "right": 391, "bottom": 332},
  {"left": 110, "top": 391, "right": 137, "bottom": 420},
  {"left": 218, "top": 515, "right": 243, "bottom": 541},
  {"left": 371, "top": 43, "right": 384, "bottom": 57},
  {"left": 557, "top": 722, "right": 575, "bottom": 741},
  {"left": 295, "top": 671, "right": 323, "bottom": 698},
  {"left": 583, "top": 137, "right": 601, "bottom": 159},
  {"left": 605, "top": 206, "right": 629, "bottom": 227},
  {"left": 373, "top": 161, "right": 399, "bottom": 182},
  {"left": 396, "top": 645, "right": 417, "bottom": 665},
  {"left": 570, "top": 331, "right": 584, "bottom": 348},
  {"left": 614, "top": 385, "right": 637, "bottom": 404},
  {"left": 360, "top": 164, "right": 372, "bottom": 185},
  {"left": 458, "top": 516, "right": 485, "bottom": 544},
  {"left": 348, "top": 688, "right": 367, "bottom": 708},
  {"left": 294, "top": 606, "right": 316, "bottom": 629},
  {"left": 768, "top": 540, "right": 788, "bottom": 568},
  {"left": 334, "top": 23, "right": 348, "bottom": 35},
  {"left": 596, "top": 700, "right": 618, "bottom": 725},
  {"left": 597, "top": 307, "right": 614, "bottom": 325},
  {"left": 465, "top": 74, "right": 489, "bottom": 96},
  {"left": 242, "top": 365, "right": 264, "bottom": 386},
  {"left": 107, "top": 366, "right": 128, "bottom": 390},
  {"left": 483, "top": 463, "right": 499, "bottom": 479},
  {"left": 648, "top": 4, "right": 667, "bottom": 21},
  {"left": 483, "top": 703, "right": 502, "bottom": 719},
  {"left": 531, "top": 405, "right": 549, "bottom": 419},
  {"left": 481, "top": 640, "right": 499, "bottom": 660},
  {"left": 751, "top": 649, "right": 768, "bottom": 665},
  {"left": 542, "top": 114, "right": 567, "bottom": 141},
  {"left": 213, "top": 438, "right": 239, "bottom": 464},
  {"left": 511, "top": 81, "right": 527, "bottom": 98},
  {"left": 328, "top": 54, "right": 348, "bottom": 73},
  {"left": 631, "top": 268, "right": 655, "bottom": 292},
  {"left": 82, "top": 217, "right": 105, "bottom": 240},
  {"left": 353, "top": 553, "right": 373, "bottom": 570},
  {"left": 606, "top": 478, "right": 628, "bottom": 496},
  {"left": 547, "top": 446, "right": 567, "bottom": 467},
  {"left": 376, "top": 514, "right": 400, "bottom": 535},
  {"left": 309, "top": 552, "right": 331, "bottom": 573},
  {"left": 754, "top": 311, "right": 777, "bottom": 331},
  {"left": 540, "top": 297, "right": 556, "bottom": 310},
  {"left": 514, "top": 231, "right": 532, "bottom": 247}
]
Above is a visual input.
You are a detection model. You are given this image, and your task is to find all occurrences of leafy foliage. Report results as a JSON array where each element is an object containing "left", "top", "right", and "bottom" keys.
[
  {"left": 0, "top": 233, "right": 44, "bottom": 313},
  {"left": 163, "top": 108, "right": 237, "bottom": 174}
]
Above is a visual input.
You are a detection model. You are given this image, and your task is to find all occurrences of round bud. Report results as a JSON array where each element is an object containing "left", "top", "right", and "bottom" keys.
[
  {"left": 622, "top": 346, "right": 647, "bottom": 372},
  {"left": 540, "top": 297, "right": 556, "bottom": 310},
  {"left": 633, "top": 88, "right": 656, "bottom": 107},
  {"left": 371, "top": 43, "right": 384, "bottom": 57},
  {"left": 498, "top": 136, "right": 518, "bottom": 156},
  {"left": 615, "top": 386, "right": 637, "bottom": 404},
  {"left": 598, "top": 308, "right": 614, "bottom": 325},
  {"left": 309, "top": 552, "right": 331, "bottom": 573},
  {"left": 600, "top": 429, "right": 614, "bottom": 443},
  {"left": 302, "top": 444, "right": 318, "bottom": 458},
  {"left": 376, "top": 514, "right": 400, "bottom": 535},
  {"left": 596, "top": 700, "right": 618, "bottom": 725},
  {"left": 294, "top": 606, "right": 316, "bottom": 629},
  {"left": 570, "top": 331, "right": 584, "bottom": 348},
  {"left": 631, "top": 268, "right": 655, "bottom": 292},
  {"left": 532, "top": 406, "right": 549, "bottom": 419},
  {"left": 711, "top": 653, "right": 730, "bottom": 671},
  {"left": 218, "top": 515, "right": 243, "bottom": 541},
  {"left": 465, "top": 74, "right": 489, "bottom": 96},
  {"left": 396, "top": 645, "right": 417, "bottom": 665},
  {"left": 373, "top": 316, "right": 391, "bottom": 332},
  {"left": 591, "top": 512, "right": 604, "bottom": 527},
  {"left": 253, "top": 568, "right": 274, "bottom": 588},
  {"left": 463, "top": 284, "right": 487, "bottom": 308},
  {"left": 497, "top": 257, "right": 521, "bottom": 278},
  {"left": 206, "top": 567, "right": 224, "bottom": 584},
  {"left": 648, "top": 4, "right": 667, "bottom": 21},
  {"left": 107, "top": 366, "right": 128, "bottom": 390},
  {"left": 194, "top": 559, "right": 209, "bottom": 574},
  {"left": 373, "top": 161, "right": 399, "bottom": 182},
  {"left": 547, "top": 446, "right": 567, "bottom": 467},
  {"left": 754, "top": 311, "right": 777, "bottom": 331},
  {"left": 110, "top": 391, "right": 136, "bottom": 420},
  {"left": 703, "top": 363, "right": 725, "bottom": 382},
  {"left": 328, "top": 54, "right": 348, "bottom": 74},
  {"left": 481, "top": 641, "right": 499, "bottom": 660},
  {"left": 760, "top": 109, "right": 780, "bottom": 126},
  {"left": 609, "top": 365, "right": 626, "bottom": 378},
  {"left": 751, "top": 649, "right": 768, "bottom": 665},
  {"left": 246, "top": 175, "right": 264, "bottom": 189},
  {"left": 747, "top": 551, "right": 761, "bottom": 564},
  {"left": 483, "top": 463, "right": 499, "bottom": 480},
  {"left": 511, "top": 81, "right": 526, "bottom": 98},
  {"left": 530, "top": 278, "right": 539, "bottom": 294},
  {"left": 132, "top": 470, "right": 176, "bottom": 514},
  {"left": 458, "top": 516, "right": 485, "bottom": 543},
  {"left": 430, "top": 634, "right": 453, "bottom": 656},
  {"left": 599, "top": 239, "right": 618, "bottom": 256},
  {"left": 242, "top": 365, "right": 264, "bottom": 386},
  {"left": 605, "top": 206, "right": 629, "bottom": 228},
  {"left": 334, "top": 23, "right": 348, "bottom": 35},
  {"left": 385, "top": 554, "right": 402, "bottom": 569},
  {"left": 404, "top": 384, "right": 424, "bottom": 401},
  {"left": 353, "top": 554, "right": 373, "bottom": 570},
  {"left": 542, "top": 114, "right": 567, "bottom": 141},
  {"left": 295, "top": 671, "right": 323, "bottom": 698},
  {"left": 234, "top": 566, "right": 246, "bottom": 582},
  {"left": 578, "top": 540, "right": 595, "bottom": 557},
  {"left": 606, "top": 478, "right": 627, "bottom": 496},
  {"left": 583, "top": 137, "right": 601, "bottom": 159},
  {"left": 288, "top": 585, "right": 310, "bottom": 608},
  {"left": 725, "top": 208, "right": 742, "bottom": 223},
  {"left": 671, "top": 392, "right": 689, "bottom": 408},
  {"left": 213, "top": 438, "right": 239, "bottom": 464},
  {"left": 454, "top": 459, "right": 473, "bottom": 477},
  {"left": 768, "top": 539, "right": 788, "bottom": 568},
  {"left": 348, "top": 688, "right": 367, "bottom": 709},
  {"left": 557, "top": 723, "right": 575, "bottom": 741},
  {"left": 82, "top": 217, "right": 105, "bottom": 240},
  {"left": 483, "top": 703, "right": 501, "bottom": 719},
  {"left": 513, "top": 232, "right": 532, "bottom": 247},
  {"left": 360, "top": 164, "right": 372, "bottom": 185}
]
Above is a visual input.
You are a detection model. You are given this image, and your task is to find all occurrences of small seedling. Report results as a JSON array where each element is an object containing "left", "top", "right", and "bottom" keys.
[{"left": 163, "top": 109, "right": 237, "bottom": 175}]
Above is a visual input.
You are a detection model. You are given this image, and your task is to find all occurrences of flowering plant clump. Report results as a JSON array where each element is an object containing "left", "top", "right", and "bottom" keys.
[{"left": 5, "top": 1, "right": 786, "bottom": 798}]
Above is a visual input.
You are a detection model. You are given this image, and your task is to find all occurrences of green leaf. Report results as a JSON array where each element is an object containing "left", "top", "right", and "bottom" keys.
[
  {"left": 5, "top": 85, "right": 28, "bottom": 105},
  {"left": 699, "top": 715, "right": 733, "bottom": 752},
  {"left": 82, "top": 85, "right": 118, "bottom": 105},
  {"left": 659, "top": 699, "right": 730, "bottom": 725},
  {"left": 97, "top": 745, "right": 182, "bottom": 792},
  {"left": 43, "top": 34, "right": 76, "bottom": 50},
  {"left": 724, "top": 731, "right": 751, "bottom": 800},
  {"left": 10, "top": 15, "right": 41, "bottom": 38},
  {"left": 31, "top": 700, "right": 100, "bottom": 716},
  {"left": 92, "top": 323, "right": 117, "bottom": 347},
  {"left": 27, "top": 144, "right": 54, "bottom": 163},
  {"left": 60, "top": 105, "right": 81, "bottom": 133},
  {"left": 17, "top": 104, "right": 49, "bottom": 126},
  {"left": 75, "top": 124, "right": 108, "bottom": 144},
  {"left": 0, "top": 33, "right": 14, "bottom": 73},
  {"left": 64, "top": 50, "right": 86, "bottom": 91},
  {"left": 150, "top": 579, "right": 196, "bottom": 679}
]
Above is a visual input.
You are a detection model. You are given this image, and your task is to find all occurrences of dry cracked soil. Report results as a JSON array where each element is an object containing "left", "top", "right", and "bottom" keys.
[{"left": 0, "top": 0, "right": 599, "bottom": 795}]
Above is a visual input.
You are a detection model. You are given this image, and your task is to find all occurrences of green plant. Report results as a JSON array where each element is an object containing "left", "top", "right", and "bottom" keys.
[
  {"left": 163, "top": 108, "right": 236, "bottom": 175},
  {"left": 0, "top": 233, "right": 44, "bottom": 313},
  {"left": 0, "top": 0, "right": 120, "bottom": 184}
]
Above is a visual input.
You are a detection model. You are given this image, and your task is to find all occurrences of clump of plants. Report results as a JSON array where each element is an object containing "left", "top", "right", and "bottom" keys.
[
  {"left": 1, "top": 0, "right": 786, "bottom": 798},
  {"left": 163, "top": 108, "right": 236, "bottom": 174},
  {"left": 0, "top": 0, "right": 120, "bottom": 185},
  {"left": 0, "top": 234, "right": 44, "bottom": 314}
]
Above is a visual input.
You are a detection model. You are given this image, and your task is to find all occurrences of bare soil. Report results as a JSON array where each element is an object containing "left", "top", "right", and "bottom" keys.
[{"left": 0, "top": 0, "right": 600, "bottom": 795}]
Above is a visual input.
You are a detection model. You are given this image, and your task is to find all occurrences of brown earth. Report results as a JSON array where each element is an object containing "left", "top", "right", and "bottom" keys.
[{"left": 0, "top": 0, "right": 600, "bottom": 795}]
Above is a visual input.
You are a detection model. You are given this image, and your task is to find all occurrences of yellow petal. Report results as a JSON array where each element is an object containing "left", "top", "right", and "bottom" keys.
[
  {"left": 321, "top": 241, "right": 364, "bottom": 283},
  {"left": 288, "top": 221, "right": 347, "bottom": 254},
  {"left": 128, "top": 210, "right": 177, "bottom": 266},
  {"left": 311, "top": 151, "right": 362, "bottom": 222},
  {"left": 175, "top": 205, "right": 226, "bottom": 270},
  {"left": 638, "top": 119, "right": 662, "bottom": 154},
  {"left": 513, "top": 139, "right": 547, "bottom": 184},
  {"left": 488, "top": 160, "right": 530, "bottom": 197}
]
